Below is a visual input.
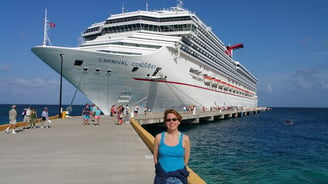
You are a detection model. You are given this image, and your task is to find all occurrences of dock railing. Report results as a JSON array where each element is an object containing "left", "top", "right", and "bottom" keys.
[
  {"left": 130, "top": 118, "right": 207, "bottom": 184},
  {"left": 0, "top": 115, "right": 59, "bottom": 131}
]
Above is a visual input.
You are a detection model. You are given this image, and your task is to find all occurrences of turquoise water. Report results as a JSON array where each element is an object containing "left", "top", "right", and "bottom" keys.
[{"left": 144, "top": 108, "right": 328, "bottom": 183}]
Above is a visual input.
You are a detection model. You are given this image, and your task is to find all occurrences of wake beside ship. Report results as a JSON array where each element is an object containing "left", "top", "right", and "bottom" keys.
[{"left": 31, "top": 2, "right": 257, "bottom": 115}]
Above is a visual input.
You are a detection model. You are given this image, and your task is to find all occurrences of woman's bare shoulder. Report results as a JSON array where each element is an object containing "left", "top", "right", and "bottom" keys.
[
  {"left": 155, "top": 132, "right": 162, "bottom": 140},
  {"left": 183, "top": 134, "right": 190, "bottom": 141}
]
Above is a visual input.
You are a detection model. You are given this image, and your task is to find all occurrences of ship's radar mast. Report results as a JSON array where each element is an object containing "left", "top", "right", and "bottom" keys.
[
  {"left": 42, "top": 9, "right": 51, "bottom": 46},
  {"left": 42, "top": 8, "right": 54, "bottom": 46},
  {"left": 177, "top": 0, "right": 183, "bottom": 8}
]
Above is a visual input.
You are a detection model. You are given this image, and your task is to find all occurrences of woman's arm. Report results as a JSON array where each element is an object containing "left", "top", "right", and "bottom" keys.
[
  {"left": 183, "top": 135, "right": 190, "bottom": 165},
  {"left": 153, "top": 133, "right": 161, "bottom": 164}
]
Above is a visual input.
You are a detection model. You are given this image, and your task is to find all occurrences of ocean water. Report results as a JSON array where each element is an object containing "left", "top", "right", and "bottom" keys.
[
  {"left": 144, "top": 108, "right": 328, "bottom": 184},
  {"left": 1, "top": 105, "right": 328, "bottom": 183}
]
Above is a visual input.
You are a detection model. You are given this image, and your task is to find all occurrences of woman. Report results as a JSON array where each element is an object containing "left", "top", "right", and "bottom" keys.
[
  {"left": 153, "top": 109, "right": 190, "bottom": 184},
  {"left": 116, "top": 105, "right": 123, "bottom": 125},
  {"left": 82, "top": 104, "right": 91, "bottom": 125},
  {"left": 30, "top": 108, "right": 37, "bottom": 128},
  {"left": 93, "top": 106, "right": 101, "bottom": 125}
]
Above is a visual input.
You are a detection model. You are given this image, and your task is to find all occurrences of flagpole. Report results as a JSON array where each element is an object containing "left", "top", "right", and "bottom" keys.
[{"left": 43, "top": 8, "right": 48, "bottom": 46}]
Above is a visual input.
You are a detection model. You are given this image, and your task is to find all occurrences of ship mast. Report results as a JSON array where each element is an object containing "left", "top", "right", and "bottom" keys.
[
  {"left": 42, "top": 8, "right": 51, "bottom": 46},
  {"left": 146, "top": 2, "right": 149, "bottom": 11},
  {"left": 177, "top": 0, "right": 183, "bottom": 8}
]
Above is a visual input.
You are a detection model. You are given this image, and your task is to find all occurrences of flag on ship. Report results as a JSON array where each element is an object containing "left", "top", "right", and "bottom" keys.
[{"left": 49, "top": 22, "right": 56, "bottom": 28}]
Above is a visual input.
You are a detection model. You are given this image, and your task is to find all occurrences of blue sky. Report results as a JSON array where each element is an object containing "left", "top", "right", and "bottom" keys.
[{"left": 0, "top": 0, "right": 327, "bottom": 107}]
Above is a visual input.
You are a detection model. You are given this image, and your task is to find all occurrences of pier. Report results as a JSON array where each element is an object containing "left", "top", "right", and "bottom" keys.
[
  {"left": 134, "top": 107, "right": 270, "bottom": 125},
  {"left": 0, "top": 116, "right": 155, "bottom": 184}
]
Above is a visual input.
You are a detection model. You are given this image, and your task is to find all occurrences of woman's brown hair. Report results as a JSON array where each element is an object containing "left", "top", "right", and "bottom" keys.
[{"left": 163, "top": 109, "right": 182, "bottom": 123}]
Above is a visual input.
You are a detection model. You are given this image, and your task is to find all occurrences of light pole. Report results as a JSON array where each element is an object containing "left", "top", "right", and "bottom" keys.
[{"left": 59, "top": 54, "right": 64, "bottom": 116}]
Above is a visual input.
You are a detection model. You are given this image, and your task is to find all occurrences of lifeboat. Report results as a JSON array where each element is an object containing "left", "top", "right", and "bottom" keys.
[
  {"left": 204, "top": 75, "right": 212, "bottom": 85},
  {"left": 211, "top": 78, "right": 219, "bottom": 88}
]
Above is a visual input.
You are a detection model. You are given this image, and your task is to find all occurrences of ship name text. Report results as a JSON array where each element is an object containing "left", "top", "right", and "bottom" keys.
[
  {"left": 99, "top": 58, "right": 156, "bottom": 69},
  {"left": 131, "top": 62, "right": 156, "bottom": 69},
  {"left": 98, "top": 58, "right": 128, "bottom": 65}
]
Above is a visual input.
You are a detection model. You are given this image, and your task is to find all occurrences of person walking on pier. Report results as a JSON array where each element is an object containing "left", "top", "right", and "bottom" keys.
[
  {"left": 144, "top": 105, "right": 148, "bottom": 116},
  {"left": 115, "top": 105, "right": 123, "bottom": 125},
  {"left": 41, "top": 107, "right": 49, "bottom": 128},
  {"left": 30, "top": 108, "right": 37, "bottom": 128},
  {"left": 22, "top": 106, "right": 31, "bottom": 129},
  {"left": 82, "top": 103, "right": 91, "bottom": 125},
  {"left": 6, "top": 105, "right": 18, "bottom": 134},
  {"left": 153, "top": 109, "right": 190, "bottom": 184},
  {"left": 93, "top": 106, "right": 101, "bottom": 126},
  {"left": 134, "top": 104, "right": 139, "bottom": 117}
]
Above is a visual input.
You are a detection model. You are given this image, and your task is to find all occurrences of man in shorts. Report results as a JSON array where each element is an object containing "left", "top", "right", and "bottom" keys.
[
  {"left": 23, "top": 106, "right": 31, "bottom": 129},
  {"left": 6, "top": 105, "right": 18, "bottom": 134}
]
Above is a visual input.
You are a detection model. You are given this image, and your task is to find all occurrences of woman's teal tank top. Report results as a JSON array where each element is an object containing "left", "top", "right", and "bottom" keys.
[{"left": 158, "top": 132, "right": 185, "bottom": 172}]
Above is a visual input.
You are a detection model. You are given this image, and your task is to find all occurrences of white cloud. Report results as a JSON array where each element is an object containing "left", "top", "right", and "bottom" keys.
[
  {"left": 287, "top": 68, "right": 328, "bottom": 94},
  {"left": 13, "top": 78, "right": 58, "bottom": 88},
  {"left": 0, "top": 64, "right": 11, "bottom": 71}
]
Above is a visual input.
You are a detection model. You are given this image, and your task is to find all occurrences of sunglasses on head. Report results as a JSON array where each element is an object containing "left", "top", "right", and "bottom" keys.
[{"left": 166, "top": 118, "right": 178, "bottom": 122}]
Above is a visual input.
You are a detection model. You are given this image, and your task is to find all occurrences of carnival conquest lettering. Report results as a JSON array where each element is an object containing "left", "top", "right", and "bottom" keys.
[
  {"left": 99, "top": 58, "right": 127, "bottom": 65},
  {"left": 99, "top": 58, "right": 156, "bottom": 69},
  {"left": 132, "top": 62, "right": 156, "bottom": 69}
]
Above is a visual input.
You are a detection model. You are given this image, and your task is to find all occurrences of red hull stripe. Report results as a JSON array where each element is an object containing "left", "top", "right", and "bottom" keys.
[{"left": 133, "top": 78, "right": 254, "bottom": 99}]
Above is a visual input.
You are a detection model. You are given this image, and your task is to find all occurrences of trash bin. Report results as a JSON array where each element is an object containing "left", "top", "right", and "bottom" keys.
[{"left": 61, "top": 111, "right": 66, "bottom": 119}]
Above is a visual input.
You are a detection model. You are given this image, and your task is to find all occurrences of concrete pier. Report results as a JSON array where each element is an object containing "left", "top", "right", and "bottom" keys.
[
  {"left": 0, "top": 116, "right": 154, "bottom": 184},
  {"left": 135, "top": 107, "right": 270, "bottom": 125}
]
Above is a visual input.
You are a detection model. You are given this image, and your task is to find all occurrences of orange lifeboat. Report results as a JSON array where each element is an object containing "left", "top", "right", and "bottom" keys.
[
  {"left": 204, "top": 75, "right": 212, "bottom": 85},
  {"left": 211, "top": 78, "right": 219, "bottom": 88}
]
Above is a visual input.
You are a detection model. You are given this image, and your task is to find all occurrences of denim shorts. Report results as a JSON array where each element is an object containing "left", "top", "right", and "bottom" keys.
[{"left": 165, "top": 177, "right": 183, "bottom": 184}]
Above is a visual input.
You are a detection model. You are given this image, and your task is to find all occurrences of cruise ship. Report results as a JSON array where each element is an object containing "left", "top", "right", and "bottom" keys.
[{"left": 31, "top": 2, "right": 257, "bottom": 115}]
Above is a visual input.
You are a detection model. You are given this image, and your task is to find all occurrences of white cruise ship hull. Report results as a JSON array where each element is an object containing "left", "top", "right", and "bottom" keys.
[{"left": 32, "top": 45, "right": 257, "bottom": 115}]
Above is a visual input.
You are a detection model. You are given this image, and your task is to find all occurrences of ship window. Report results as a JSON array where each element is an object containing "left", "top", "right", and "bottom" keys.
[
  {"left": 83, "top": 67, "right": 88, "bottom": 72},
  {"left": 94, "top": 68, "right": 101, "bottom": 72},
  {"left": 131, "top": 67, "right": 139, "bottom": 72},
  {"left": 74, "top": 60, "right": 83, "bottom": 66}
]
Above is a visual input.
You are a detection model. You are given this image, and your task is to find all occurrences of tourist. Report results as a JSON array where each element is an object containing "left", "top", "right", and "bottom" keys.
[
  {"left": 144, "top": 105, "right": 148, "bottom": 116},
  {"left": 134, "top": 104, "right": 139, "bottom": 117},
  {"left": 115, "top": 105, "right": 123, "bottom": 125},
  {"left": 30, "top": 108, "right": 38, "bottom": 128},
  {"left": 153, "top": 109, "right": 190, "bottom": 184},
  {"left": 41, "top": 107, "right": 49, "bottom": 128},
  {"left": 91, "top": 104, "right": 97, "bottom": 122},
  {"left": 124, "top": 104, "right": 130, "bottom": 123},
  {"left": 23, "top": 106, "right": 32, "bottom": 129},
  {"left": 82, "top": 103, "right": 91, "bottom": 125},
  {"left": 125, "top": 104, "right": 130, "bottom": 115},
  {"left": 110, "top": 105, "right": 115, "bottom": 117},
  {"left": 93, "top": 106, "right": 101, "bottom": 125},
  {"left": 6, "top": 105, "right": 18, "bottom": 134}
]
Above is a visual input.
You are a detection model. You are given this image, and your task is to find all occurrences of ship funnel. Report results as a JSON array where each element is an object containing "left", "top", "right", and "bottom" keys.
[{"left": 225, "top": 43, "right": 244, "bottom": 57}]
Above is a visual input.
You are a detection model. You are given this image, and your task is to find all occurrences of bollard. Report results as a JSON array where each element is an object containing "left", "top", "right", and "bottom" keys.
[{"left": 61, "top": 111, "right": 66, "bottom": 119}]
